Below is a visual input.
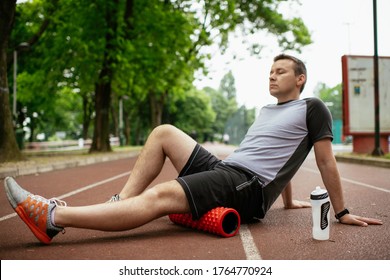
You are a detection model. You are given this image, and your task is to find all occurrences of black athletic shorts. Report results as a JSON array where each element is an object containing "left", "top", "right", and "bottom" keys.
[{"left": 176, "top": 144, "right": 264, "bottom": 223}]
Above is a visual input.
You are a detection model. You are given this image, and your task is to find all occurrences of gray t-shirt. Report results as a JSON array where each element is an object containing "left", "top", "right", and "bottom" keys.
[{"left": 223, "top": 98, "right": 333, "bottom": 215}]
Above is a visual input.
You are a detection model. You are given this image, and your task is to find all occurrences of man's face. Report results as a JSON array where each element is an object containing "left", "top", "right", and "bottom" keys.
[{"left": 269, "top": 59, "right": 300, "bottom": 98}]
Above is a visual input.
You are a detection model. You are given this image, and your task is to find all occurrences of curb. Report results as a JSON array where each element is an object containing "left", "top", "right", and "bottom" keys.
[
  {"left": 2, "top": 150, "right": 388, "bottom": 179},
  {"left": 0, "top": 151, "right": 139, "bottom": 179},
  {"left": 335, "top": 154, "right": 390, "bottom": 169}
]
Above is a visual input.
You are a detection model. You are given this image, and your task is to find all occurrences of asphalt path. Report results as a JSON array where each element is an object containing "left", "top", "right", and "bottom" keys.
[{"left": 0, "top": 143, "right": 389, "bottom": 260}]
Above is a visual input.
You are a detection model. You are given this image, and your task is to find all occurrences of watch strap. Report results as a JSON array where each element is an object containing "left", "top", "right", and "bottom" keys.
[{"left": 335, "top": 208, "right": 349, "bottom": 220}]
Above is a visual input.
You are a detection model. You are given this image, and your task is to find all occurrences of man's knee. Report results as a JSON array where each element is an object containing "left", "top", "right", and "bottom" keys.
[
  {"left": 151, "top": 124, "right": 178, "bottom": 139},
  {"left": 146, "top": 181, "right": 189, "bottom": 214}
]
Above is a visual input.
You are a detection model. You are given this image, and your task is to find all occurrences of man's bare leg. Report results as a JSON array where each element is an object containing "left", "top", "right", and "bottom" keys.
[
  {"left": 56, "top": 180, "right": 189, "bottom": 231},
  {"left": 52, "top": 124, "right": 195, "bottom": 232},
  {"left": 118, "top": 124, "right": 197, "bottom": 199}
]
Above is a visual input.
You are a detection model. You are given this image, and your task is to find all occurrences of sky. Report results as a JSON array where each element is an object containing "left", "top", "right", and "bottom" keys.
[{"left": 193, "top": 0, "right": 390, "bottom": 109}]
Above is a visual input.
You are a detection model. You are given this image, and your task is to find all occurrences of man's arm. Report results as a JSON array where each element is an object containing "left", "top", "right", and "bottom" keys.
[
  {"left": 313, "top": 138, "right": 382, "bottom": 226},
  {"left": 282, "top": 181, "right": 311, "bottom": 209}
]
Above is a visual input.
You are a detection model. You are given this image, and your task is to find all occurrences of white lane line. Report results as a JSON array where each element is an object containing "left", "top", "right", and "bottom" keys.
[
  {"left": 0, "top": 171, "right": 131, "bottom": 222},
  {"left": 55, "top": 171, "right": 131, "bottom": 200},
  {"left": 0, "top": 213, "right": 17, "bottom": 222},
  {"left": 301, "top": 167, "right": 390, "bottom": 193},
  {"left": 239, "top": 224, "right": 262, "bottom": 260}
]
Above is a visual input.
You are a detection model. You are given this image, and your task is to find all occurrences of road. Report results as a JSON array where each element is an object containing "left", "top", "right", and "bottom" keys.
[{"left": 0, "top": 143, "right": 389, "bottom": 260}]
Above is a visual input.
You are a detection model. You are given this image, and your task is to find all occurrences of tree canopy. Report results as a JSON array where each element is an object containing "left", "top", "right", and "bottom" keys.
[
  {"left": 0, "top": 0, "right": 312, "bottom": 162},
  {"left": 314, "top": 82, "right": 342, "bottom": 120}
]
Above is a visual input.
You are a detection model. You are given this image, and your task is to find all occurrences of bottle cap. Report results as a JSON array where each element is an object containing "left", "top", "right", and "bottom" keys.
[{"left": 310, "top": 186, "right": 328, "bottom": 200}]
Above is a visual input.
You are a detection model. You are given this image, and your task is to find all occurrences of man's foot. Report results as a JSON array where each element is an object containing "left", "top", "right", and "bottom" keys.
[
  {"left": 106, "top": 194, "right": 121, "bottom": 203},
  {"left": 4, "top": 177, "right": 66, "bottom": 244}
]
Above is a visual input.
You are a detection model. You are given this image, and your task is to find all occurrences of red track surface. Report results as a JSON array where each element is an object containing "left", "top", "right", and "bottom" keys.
[{"left": 1, "top": 144, "right": 389, "bottom": 260}]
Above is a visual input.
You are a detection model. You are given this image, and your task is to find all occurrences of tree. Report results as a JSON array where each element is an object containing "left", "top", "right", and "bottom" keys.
[
  {"left": 0, "top": 0, "right": 23, "bottom": 162},
  {"left": 219, "top": 70, "right": 236, "bottom": 100},
  {"left": 127, "top": 1, "right": 198, "bottom": 129},
  {"left": 11, "top": 0, "right": 125, "bottom": 152},
  {"left": 203, "top": 70, "right": 238, "bottom": 140},
  {"left": 90, "top": 0, "right": 121, "bottom": 152},
  {"left": 2, "top": 0, "right": 313, "bottom": 162},
  {"left": 192, "top": 0, "right": 312, "bottom": 53},
  {"left": 126, "top": 0, "right": 312, "bottom": 129},
  {"left": 9, "top": 0, "right": 89, "bottom": 142},
  {"left": 314, "top": 82, "right": 342, "bottom": 120},
  {"left": 169, "top": 88, "right": 216, "bottom": 141},
  {"left": 204, "top": 70, "right": 255, "bottom": 144},
  {"left": 225, "top": 105, "right": 256, "bottom": 145}
]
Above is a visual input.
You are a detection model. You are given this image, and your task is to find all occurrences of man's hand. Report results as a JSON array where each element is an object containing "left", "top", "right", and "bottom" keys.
[
  {"left": 281, "top": 181, "right": 311, "bottom": 209},
  {"left": 284, "top": 199, "right": 311, "bottom": 209},
  {"left": 339, "top": 213, "right": 383, "bottom": 227}
]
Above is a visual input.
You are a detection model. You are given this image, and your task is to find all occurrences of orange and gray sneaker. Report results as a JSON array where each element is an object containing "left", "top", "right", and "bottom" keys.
[{"left": 4, "top": 177, "right": 66, "bottom": 244}]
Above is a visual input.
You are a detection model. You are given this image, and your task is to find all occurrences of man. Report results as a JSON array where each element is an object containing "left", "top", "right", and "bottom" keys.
[{"left": 4, "top": 54, "right": 382, "bottom": 245}]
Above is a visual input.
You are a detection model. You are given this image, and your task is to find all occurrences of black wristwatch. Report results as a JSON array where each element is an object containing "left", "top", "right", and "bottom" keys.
[{"left": 335, "top": 208, "right": 349, "bottom": 220}]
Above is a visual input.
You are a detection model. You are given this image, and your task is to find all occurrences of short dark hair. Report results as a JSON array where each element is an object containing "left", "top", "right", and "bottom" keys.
[{"left": 274, "top": 54, "right": 307, "bottom": 93}]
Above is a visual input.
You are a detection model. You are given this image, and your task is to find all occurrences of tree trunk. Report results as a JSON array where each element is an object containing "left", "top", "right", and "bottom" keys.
[
  {"left": 149, "top": 92, "right": 165, "bottom": 129},
  {"left": 111, "top": 99, "right": 118, "bottom": 137},
  {"left": 90, "top": 79, "right": 112, "bottom": 152},
  {"left": 89, "top": 0, "right": 120, "bottom": 153},
  {"left": 28, "top": 118, "right": 35, "bottom": 143},
  {"left": 82, "top": 93, "right": 93, "bottom": 139},
  {"left": 124, "top": 111, "right": 131, "bottom": 145},
  {"left": 0, "top": 0, "right": 23, "bottom": 163}
]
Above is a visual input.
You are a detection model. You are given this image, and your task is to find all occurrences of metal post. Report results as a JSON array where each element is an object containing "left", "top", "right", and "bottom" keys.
[
  {"left": 119, "top": 97, "right": 124, "bottom": 146},
  {"left": 12, "top": 42, "right": 29, "bottom": 122},
  {"left": 13, "top": 50, "right": 17, "bottom": 119},
  {"left": 372, "top": 0, "right": 384, "bottom": 156},
  {"left": 119, "top": 98, "right": 123, "bottom": 130}
]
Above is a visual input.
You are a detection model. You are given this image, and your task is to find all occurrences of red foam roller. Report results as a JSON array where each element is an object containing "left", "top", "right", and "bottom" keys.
[{"left": 169, "top": 207, "right": 240, "bottom": 238}]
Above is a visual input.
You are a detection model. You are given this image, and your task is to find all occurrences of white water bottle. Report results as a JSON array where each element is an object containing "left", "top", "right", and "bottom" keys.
[{"left": 310, "top": 186, "right": 330, "bottom": 240}]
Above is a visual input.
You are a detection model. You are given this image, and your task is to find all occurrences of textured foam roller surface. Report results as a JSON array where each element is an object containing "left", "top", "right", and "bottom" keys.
[{"left": 169, "top": 207, "right": 241, "bottom": 237}]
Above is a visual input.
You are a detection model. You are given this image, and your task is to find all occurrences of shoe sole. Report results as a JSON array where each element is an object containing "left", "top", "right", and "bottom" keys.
[
  {"left": 4, "top": 178, "right": 52, "bottom": 244},
  {"left": 14, "top": 205, "right": 52, "bottom": 244}
]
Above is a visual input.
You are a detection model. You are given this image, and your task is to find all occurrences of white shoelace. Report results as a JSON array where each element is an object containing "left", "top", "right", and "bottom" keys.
[
  {"left": 107, "top": 194, "right": 121, "bottom": 203},
  {"left": 28, "top": 194, "right": 67, "bottom": 207}
]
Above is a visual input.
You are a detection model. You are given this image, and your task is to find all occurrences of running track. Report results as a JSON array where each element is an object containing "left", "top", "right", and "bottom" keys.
[{"left": 1, "top": 144, "right": 389, "bottom": 260}]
